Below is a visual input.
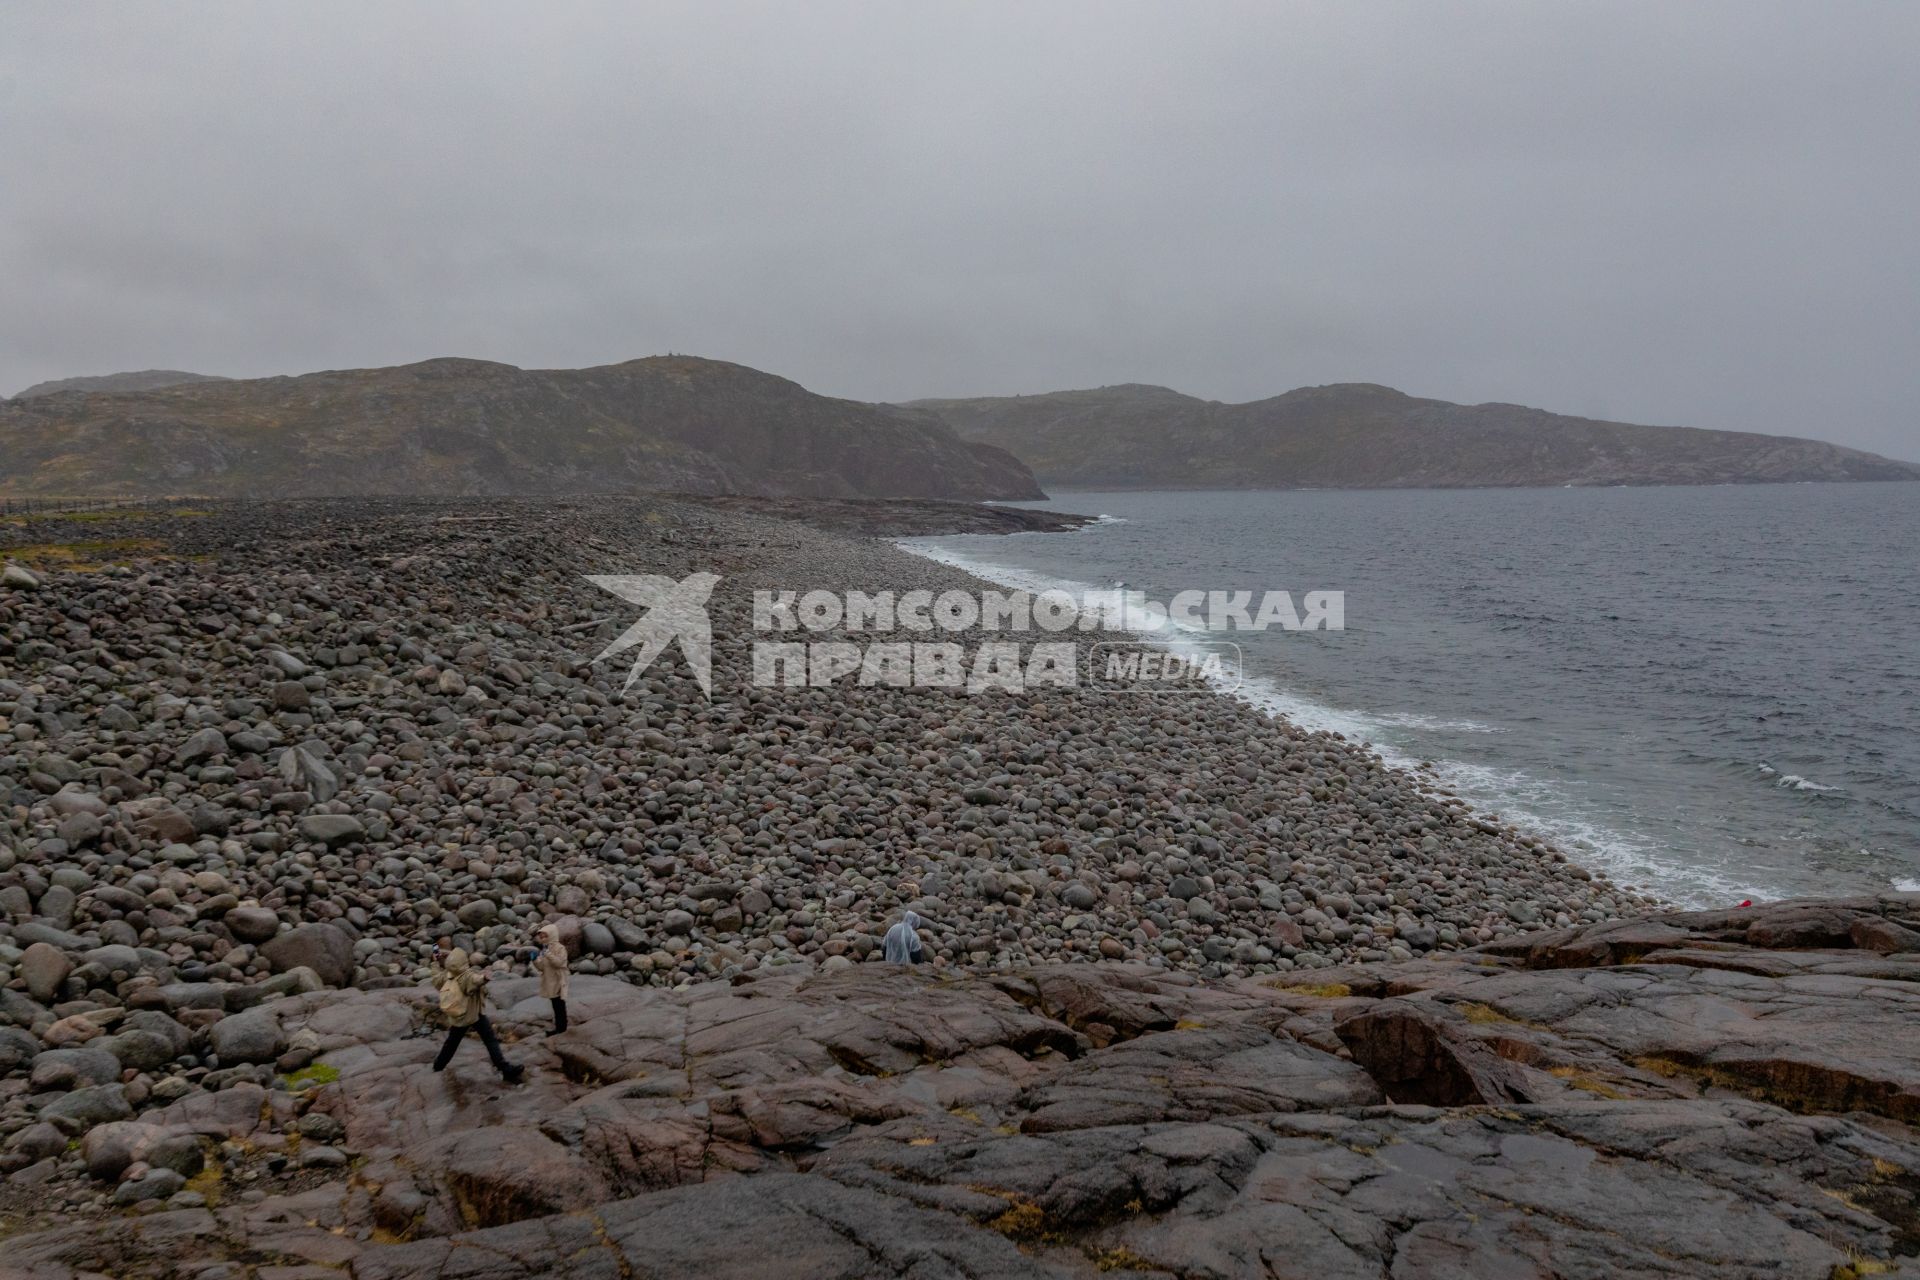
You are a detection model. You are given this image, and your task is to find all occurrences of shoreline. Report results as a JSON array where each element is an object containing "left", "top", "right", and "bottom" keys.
[
  {"left": 894, "top": 529, "right": 1693, "bottom": 911},
  {"left": 5, "top": 494, "right": 1917, "bottom": 1258},
  {"left": 1, "top": 494, "right": 1655, "bottom": 996}
]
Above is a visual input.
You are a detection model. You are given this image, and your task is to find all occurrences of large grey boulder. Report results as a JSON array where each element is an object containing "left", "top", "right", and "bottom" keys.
[
  {"left": 80, "top": 1120, "right": 168, "bottom": 1181},
  {"left": 209, "top": 1011, "right": 284, "bottom": 1065},
  {"left": 279, "top": 739, "right": 340, "bottom": 802},
  {"left": 18, "top": 942, "right": 71, "bottom": 1003},
  {"left": 260, "top": 922, "right": 354, "bottom": 986},
  {"left": 174, "top": 726, "right": 228, "bottom": 766},
  {"left": 39, "top": 1083, "right": 134, "bottom": 1134},
  {"left": 296, "top": 814, "right": 364, "bottom": 847},
  {"left": 223, "top": 905, "right": 281, "bottom": 944},
  {"left": 97, "top": 1012, "right": 190, "bottom": 1072},
  {"left": 29, "top": 1046, "right": 120, "bottom": 1091},
  {"left": 113, "top": 1167, "right": 186, "bottom": 1205},
  {"left": 0, "top": 1027, "right": 43, "bottom": 1072}
]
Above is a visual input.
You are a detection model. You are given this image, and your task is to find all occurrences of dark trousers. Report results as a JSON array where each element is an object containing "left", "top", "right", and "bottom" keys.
[
  {"left": 434, "top": 1015, "right": 509, "bottom": 1074},
  {"left": 551, "top": 997, "right": 568, "bottom": 1033}
]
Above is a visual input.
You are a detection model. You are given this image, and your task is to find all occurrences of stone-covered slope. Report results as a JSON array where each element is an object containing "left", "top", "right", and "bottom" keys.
[{"left": 2, "top": 895, "right": 1918, "bottom": 1278}]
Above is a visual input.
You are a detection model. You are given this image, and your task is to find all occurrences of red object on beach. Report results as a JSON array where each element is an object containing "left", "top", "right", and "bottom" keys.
[{"left": 1738, "top": 899, "right": 1752, "bottom": 908}]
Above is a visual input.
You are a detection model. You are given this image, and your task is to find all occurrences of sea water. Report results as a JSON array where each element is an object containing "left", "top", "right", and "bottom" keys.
[{"left": 901, "top": 482, "right": 1920, "bottom": 907}]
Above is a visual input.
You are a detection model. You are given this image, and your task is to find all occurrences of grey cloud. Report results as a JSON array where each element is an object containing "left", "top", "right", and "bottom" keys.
[{"left": 2, "top": 1, "right": 1914, "bottom": 456}]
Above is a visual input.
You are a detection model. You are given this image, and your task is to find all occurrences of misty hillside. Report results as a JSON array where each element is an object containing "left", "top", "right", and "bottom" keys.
[
  {"left": 0, "top": 356, "right": 1041, "bottom": 501},
  {"left": 908, "top": 383, "right": 1920, "bottom": 489},
  {"left": 12, "top": 369, "right": 231, "bottom": 399}
]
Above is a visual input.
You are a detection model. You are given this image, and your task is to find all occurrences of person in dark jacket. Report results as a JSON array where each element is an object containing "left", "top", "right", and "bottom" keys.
[{"left": 430, "top": 948, "right": 523, "bottom": 1082}]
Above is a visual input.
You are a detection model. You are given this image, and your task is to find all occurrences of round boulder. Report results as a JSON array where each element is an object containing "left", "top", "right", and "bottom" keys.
[
  {"left": 224, "top": 906, "right": 280, "bottom": 945},
  {"left": 18, "top": 943, "right": 70, "bottom": 1003},
  {"left": 209, "top": 1012, "right": 285, "bottom": 1065},
  {"left": 260, "top": 922, "right": 354, "bottom": 986}
]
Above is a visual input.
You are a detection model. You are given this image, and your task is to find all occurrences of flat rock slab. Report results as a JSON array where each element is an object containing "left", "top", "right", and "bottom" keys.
[{"left": 5, "top": 895, "right": 1920, "bottom": 1279}]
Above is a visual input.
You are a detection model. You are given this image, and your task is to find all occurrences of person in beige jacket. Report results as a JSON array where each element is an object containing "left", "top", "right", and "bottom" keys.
[
  {"left": 430, "top": 948, "right": 523, "bottom": 1081},
  {"left": 531, "top": 924, "right": 571, "bottom": 1033}
]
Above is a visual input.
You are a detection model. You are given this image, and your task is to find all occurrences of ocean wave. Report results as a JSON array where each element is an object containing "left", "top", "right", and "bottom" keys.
[
  {"left": 1372, "top": 710, "right": 1503, "bottom": 733},
  {"left": 1757, "top": 763, "right": 1842, "bottom": 793},
  {"left": 896, "top": 538, "right": 1755, "bottom": 908},
  {"left": 892, "top": 542, "right": 1213, "bottom": 636},
  {"left": 1778, "top": 775, "right": 1842, "bottom": 793},
  {"left": 1895, "top": 878, "right": 1920, "bottom": 893}
]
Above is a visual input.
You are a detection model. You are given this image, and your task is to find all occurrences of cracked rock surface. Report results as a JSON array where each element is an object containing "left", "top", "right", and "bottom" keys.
[{"left": 0, "top": 894, "right": 1916, "bottom": 1278}]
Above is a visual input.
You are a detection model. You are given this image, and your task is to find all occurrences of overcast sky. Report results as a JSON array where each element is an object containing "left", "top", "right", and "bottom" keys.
[{"left": 2, "top": 2, "right": 1915, "bottom": 457}]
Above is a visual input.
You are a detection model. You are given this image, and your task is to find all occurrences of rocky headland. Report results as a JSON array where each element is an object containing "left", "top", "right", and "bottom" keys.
[
  {"left": 909, "top": 382, "right": 1920, "bottom": 489},
  {"left": 0, "top": 496, "right": 1912, "bottom": 1277}
]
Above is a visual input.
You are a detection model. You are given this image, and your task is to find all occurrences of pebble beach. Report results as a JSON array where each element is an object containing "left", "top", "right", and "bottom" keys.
[
  {"left": 0, "top": 496, "right": 1657, "bottom": 1015},
  {"left": 0, "top": 492, "right": 1883, "bottom": 1239}
]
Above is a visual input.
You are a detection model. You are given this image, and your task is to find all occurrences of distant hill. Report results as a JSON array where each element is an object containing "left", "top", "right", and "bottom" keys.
[
  {"left": 0, "top": 356, "right": 1041, "bottom": 500},
  {"left": 907, "top": 383, "right": 1920, "bottom": 489},
  {"left": 13, "top": 369, "right": 230, "bottom": 399}
]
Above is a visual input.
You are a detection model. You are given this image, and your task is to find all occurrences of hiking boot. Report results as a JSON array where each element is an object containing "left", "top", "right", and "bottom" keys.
[{"left": 501, "top": 1063, "right": 525, "bottom": 1084}]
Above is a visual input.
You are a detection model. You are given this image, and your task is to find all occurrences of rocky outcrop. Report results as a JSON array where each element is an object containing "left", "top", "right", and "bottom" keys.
[
  {"left": 910, "top": 381, "right": 1920, "bottom": 489},
  {"left": 0, "top": 355, "right": 1043, "bottom": 500},
  {"left": 2, "top": 895, "right": 1916, "bottom": 1278}
]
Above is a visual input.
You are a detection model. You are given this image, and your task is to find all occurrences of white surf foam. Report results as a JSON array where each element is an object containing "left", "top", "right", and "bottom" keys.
[
  {"left": 896, "top": 537, "right": 1762, "bottom": 909},
  {"left": 1757, "top": 763, "right": 1841, "bottom": 795}
]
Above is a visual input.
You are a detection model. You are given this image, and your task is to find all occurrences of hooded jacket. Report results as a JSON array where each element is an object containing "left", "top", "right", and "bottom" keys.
[
  {"left": 434, "top": 948, "right": 488, "bottom": 1026},
  {"left": 882, "top": 911, "right": 924, "bottom": 965},
  {"left": 533, "top": 926, "right": 571, "bottom": 1001}
]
